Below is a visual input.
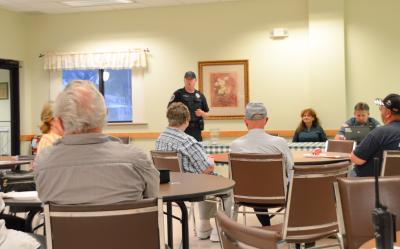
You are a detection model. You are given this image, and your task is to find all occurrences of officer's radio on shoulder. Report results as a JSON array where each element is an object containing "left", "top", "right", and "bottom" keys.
[{"left": 372, "top": 157, "right": 396, "bottom": 249}]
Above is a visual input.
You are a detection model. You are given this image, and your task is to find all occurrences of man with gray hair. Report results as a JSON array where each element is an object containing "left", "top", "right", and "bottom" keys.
[
  {"left": 35, "top": 80, "right": 159, "bottom": 205},
  {"left": 230, "top": 102, "right": 293, "bottom": 226}
]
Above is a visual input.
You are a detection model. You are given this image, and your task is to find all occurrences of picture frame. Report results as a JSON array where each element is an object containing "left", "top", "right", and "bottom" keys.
[
  {"left": 198, "top": 60, "right": 249, "bottom": 120},
  {"left": 0, "top": 82, "right": 8, "bottom": 100}
]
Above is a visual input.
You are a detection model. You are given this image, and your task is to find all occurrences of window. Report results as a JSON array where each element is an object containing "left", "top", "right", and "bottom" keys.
[{"left": 62, "top": 69, "right": 132, "bottom": 123}]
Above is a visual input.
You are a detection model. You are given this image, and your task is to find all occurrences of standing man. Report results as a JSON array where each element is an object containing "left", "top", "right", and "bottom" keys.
[
  {"left": 351, "top": 93, "right": 400, "bottom": 177},
  {"left": 169, "top": 71, "right": 209, "bottom": 141}
]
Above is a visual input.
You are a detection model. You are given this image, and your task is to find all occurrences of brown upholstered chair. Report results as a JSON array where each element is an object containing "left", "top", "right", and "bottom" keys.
[
  {"left": 334, "top": 177, "right": 400, "bottom": 249},
  {"left": 44, "top": 198, "right": 164, "bottom": 249},
  {"left": 280, "top": 162, "right": 350, "bottom": 248},
  {"left": 325, "top": 140, "right": 356, "bottom": 153},
  {"left": 229, "top": 153, "right": 287, "bottom": 225},
  {"left": 381, "top": 150, "right": 400, "bottom": 176},
  {"left": 150, "top": 150, "right": 182, "bottom": 172},
  {"left": 216, "top": 211, "right": 280, "bottom": 249}
]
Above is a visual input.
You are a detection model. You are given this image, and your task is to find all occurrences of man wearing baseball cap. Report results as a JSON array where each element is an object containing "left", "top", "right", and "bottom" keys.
[
  {"left": 351, "top": 93, "right": 400, "bottom": 176},
  {"left": 168, "top": 71, "right": 209, "bottom": 141},
  {"left": 230, "top": 102, "right": 293, "bottom": 226}
]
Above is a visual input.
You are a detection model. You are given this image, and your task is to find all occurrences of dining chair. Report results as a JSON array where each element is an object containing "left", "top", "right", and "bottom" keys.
[
  {"left": 216, "top": 211, "right": 280, "bottom": 249},
  {"left": 381, "top": 150, "right": 400, "bottom": 176},
  {"left": 228, "top": 152, "right": 287, "bottom": 225},
  {"left": 334, "top": 177, "right": 400, "bottom": 249},
  {"left": 44, "top": 198, "right": 164, "bottom": 249},
  {"left": 325, "top": 140, "right": 356, "bottom": 154}
]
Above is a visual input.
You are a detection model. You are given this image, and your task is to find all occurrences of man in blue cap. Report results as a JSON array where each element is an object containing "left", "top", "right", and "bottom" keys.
[{"left": 168, "top": 71, "right": 209, "bottom": 141}]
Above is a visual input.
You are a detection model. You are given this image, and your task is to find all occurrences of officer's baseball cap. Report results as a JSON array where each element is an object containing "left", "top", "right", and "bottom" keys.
[
  {"left": 245, "top": 102, "right": 268, "bottom": 120},
  {"left": 184, "top": 71, "right": 196, "bottom": 79},
  {"left": 374, "top": 93, "right": 400, "bottom": 114}
]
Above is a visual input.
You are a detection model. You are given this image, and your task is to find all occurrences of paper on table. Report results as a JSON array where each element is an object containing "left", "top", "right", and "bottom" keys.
[
  {"left": 303, "top": 153, "right": 343, "bottom": 159},
  {"left": 2, "top": 191, "right": 39, "bottom": 201}
]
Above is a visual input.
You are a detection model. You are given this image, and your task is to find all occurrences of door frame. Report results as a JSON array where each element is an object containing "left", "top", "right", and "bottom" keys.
[{"left": 0, "top": 59, "right": 20, "bottom": 155}]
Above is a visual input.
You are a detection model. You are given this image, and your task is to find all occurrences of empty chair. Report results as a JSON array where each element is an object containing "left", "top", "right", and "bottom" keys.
[
  {"left": 281, "top": 162, "right": 350, "bottom": 248},
  {"left": 325, "top": 139, "right": 356, "bottom": 153},
  {"left": 229, "top": 153, "right": 287, "bottom": 225},
  {"left": 150, "top": 150, "right": 182, "bottom": 172},
  {"left": 381, "top": 150, "right": 400, "bottom": 176},
  {"left": 44, "top": 198, "right": 164, "bottom": 249},
  {"left": 334, "top": 177, "right": 400, "bottom": 249},
  {"left": 216, "top": 211, "right": 280, "bottom": 249}
]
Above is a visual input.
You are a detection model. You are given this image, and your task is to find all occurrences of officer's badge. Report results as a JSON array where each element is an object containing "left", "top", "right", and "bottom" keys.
[
  {"left": 169, "top": 94, "right": 175, "bottom": 102},
  {"left": 195, "top": 93, "right": 201, "bottom": 98}
]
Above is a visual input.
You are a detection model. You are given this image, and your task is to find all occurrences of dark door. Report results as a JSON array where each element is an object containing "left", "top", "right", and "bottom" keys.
[{"left": 0, "top": 59, "right": 20, "bottom": 155}]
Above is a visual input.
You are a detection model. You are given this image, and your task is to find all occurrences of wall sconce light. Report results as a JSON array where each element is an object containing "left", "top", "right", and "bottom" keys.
[{"left": 270, "top": 28, "right": 288, "bottom": 39}]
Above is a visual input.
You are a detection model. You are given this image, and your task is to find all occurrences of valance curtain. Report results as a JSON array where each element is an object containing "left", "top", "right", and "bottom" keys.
[{"left": 43, "top": 49, "right": 147, "bottom": 70}]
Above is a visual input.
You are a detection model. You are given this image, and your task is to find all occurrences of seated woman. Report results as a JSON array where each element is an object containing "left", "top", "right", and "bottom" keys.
[
  {"left": 293, "top": 108, "right": 327, "bottom": 142},
  {"left": 37, "top": 102, "right": 63, "bottom": 154}
]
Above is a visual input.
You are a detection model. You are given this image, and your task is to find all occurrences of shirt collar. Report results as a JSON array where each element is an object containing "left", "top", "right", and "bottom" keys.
[{"left": 59, "top": 133, "right": 117, "bottom": 145}]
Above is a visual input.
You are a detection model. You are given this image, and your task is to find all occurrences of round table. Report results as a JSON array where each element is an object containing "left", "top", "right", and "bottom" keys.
[
  {"left": 359, "top": 231, "right": 400, "bottom": 249},
  {"left": 6, "top": 172, "right": 235, "bottom": 249},
  {"left": 160, "top": 172, "right": 235, "bottom": 249},
  {"left": 211, "top": 151, "right": 350, "bottom": 165}
]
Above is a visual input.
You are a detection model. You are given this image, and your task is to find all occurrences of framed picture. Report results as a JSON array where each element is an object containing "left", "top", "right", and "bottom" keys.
[
  {"left": 0, "top": 82, "right": 8, "bottom": 100},
  {"left": 198, "top": 60, "right": 249, "bottom": 120}
]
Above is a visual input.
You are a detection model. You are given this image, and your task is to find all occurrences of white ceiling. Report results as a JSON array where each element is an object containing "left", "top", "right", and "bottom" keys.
[{"left": 0, "top": 0, "right": 238, "bottom": 14}]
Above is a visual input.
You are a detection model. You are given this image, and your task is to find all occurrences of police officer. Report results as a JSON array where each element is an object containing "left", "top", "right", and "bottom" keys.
[{"left": 169, "top": 71, "right": 209, "bottom": 141}]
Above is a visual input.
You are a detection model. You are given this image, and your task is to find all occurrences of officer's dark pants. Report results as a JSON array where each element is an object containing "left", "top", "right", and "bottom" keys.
[
  {"left": 185, "top": 126, "right": 202, "bottom": 141},
  {"left": 253, "top": 207, "right": 271, "bottom": 226}
]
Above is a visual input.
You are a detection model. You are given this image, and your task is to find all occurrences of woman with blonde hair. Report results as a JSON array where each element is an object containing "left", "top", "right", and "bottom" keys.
[
  {"left": 292, "top": 108, "right": 327, "bottom": 142},
  {"left": 37, "top": 102, "right": 63, "bottom": 154}
]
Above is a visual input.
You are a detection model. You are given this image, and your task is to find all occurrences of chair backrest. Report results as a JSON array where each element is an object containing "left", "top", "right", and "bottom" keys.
[
  {"left": 334, "top": 177, "right": 400, "bottom": 249},
  {"left": 45, "top": 198, "right": 164, "bottom": 249},
  {"left": 150, "top": 150, "right": 182, "bottom": 172},
  {"left": 119, "top": 137, "right": 130, "bottom": 144},
  {"left": 381, "top": 150, "right": 400, "bottom": 176},
  {"left": 229, "top": 153, "right": 286, "bottom": 205},
  {"left": 325, "top": 139, "right": 356, "bottom": 153},
  {"left": 216, "top": 211, "right": 280, "bottom": 249},
  {"left": 283, "top": 162, "right": 350, "bottom": 242}
]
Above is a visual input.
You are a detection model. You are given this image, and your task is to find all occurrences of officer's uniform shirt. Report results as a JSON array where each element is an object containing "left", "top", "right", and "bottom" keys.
[
  {"left": 169, "top": 88, "right": 209, "bottom": 124},
  {"left": 169, "top": 88, "right": 209, "bottom": 141}
]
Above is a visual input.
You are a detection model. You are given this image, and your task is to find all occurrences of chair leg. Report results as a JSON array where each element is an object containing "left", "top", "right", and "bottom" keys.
[
  {"left": 232, "top": 204, "right": 239, "bottom": 222},
  {"left": 188, "top": 202, "right": 197, "bottom": 236},
  {"left": 243, "top": 207, "right": 247, "bottom": 226},
  {"left": 336, "top": 232, "right": 344, "bottom": 249}
]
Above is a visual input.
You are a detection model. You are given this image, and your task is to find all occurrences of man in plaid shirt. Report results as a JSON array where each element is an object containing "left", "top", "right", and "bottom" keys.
[{"left": 156, "top": 102, "right": 222, "bottom": 242}]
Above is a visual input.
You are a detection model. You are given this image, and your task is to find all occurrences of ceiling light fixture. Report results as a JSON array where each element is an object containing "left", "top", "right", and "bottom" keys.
[{"left": 62, "top": 0, "right": 133, "bottom": 7}]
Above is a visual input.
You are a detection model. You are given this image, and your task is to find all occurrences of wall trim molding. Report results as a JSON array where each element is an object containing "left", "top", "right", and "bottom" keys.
[{"left": 20, "top": 129, "right": 339, "bottom": 141}]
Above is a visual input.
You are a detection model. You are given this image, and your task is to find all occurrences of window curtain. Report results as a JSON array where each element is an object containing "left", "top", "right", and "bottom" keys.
[{"left": 43, "top": 49, "right": 147, "bottom": 70}]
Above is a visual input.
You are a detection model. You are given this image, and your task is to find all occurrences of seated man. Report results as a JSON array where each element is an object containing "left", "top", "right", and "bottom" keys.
[
  {"left": 351, "top": 93, "right": 400, "bottom": 177},
  {"left": 156, "top": 102, "right": 229, "bottom": 242},
  {"left": 230, "top": 102, "right": 294, "bottom": 227},
  {"left": 335, "top": 102, "right": 380, "bottom": 140},
  {"left": 35, "top": 80, "right": 159, "bottom": 205}
]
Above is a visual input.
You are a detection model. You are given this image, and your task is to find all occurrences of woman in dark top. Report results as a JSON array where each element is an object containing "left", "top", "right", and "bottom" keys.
[{"left": 293, "top": 108, "right": 327, "bottom": 142}]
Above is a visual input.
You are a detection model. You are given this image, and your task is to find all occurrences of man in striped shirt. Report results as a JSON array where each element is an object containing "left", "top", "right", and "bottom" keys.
[{"left": 156, "top": 102, "right": 221, "bottom": 242}]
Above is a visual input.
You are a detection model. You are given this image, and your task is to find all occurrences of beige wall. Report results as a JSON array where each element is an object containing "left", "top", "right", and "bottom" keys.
[
  {"left": 1, "top": 0, "right": 399, "bottom": 153},
  {"left": 345, "top": 0, "right": 400, "bottom": 120},
  {"left": 23, "top": 0, "right": 314, "bottom": 152}
]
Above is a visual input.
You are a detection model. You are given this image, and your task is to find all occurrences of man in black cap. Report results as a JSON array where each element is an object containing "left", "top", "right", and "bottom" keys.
[
  {"left": 351, "top": 93, "right": 400, "bottom": 176},
  {"left": 168, "top": 71, "right": 209, "bottom": 141}
]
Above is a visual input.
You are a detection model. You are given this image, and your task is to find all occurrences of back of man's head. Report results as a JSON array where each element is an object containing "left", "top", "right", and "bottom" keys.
[
  {"left": 54, "top": 80, "right": 107, "bottom": 135},
  {"left": 244, "top": 102, "right": 268, "bottom": 129},
  {"left": 167, "top": 102, "right": 190, "bottom": 127}
]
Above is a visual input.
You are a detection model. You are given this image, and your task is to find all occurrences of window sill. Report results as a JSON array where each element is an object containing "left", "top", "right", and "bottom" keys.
[{"left": 106, "top": 122, "right": 148, "bottom": 126}]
